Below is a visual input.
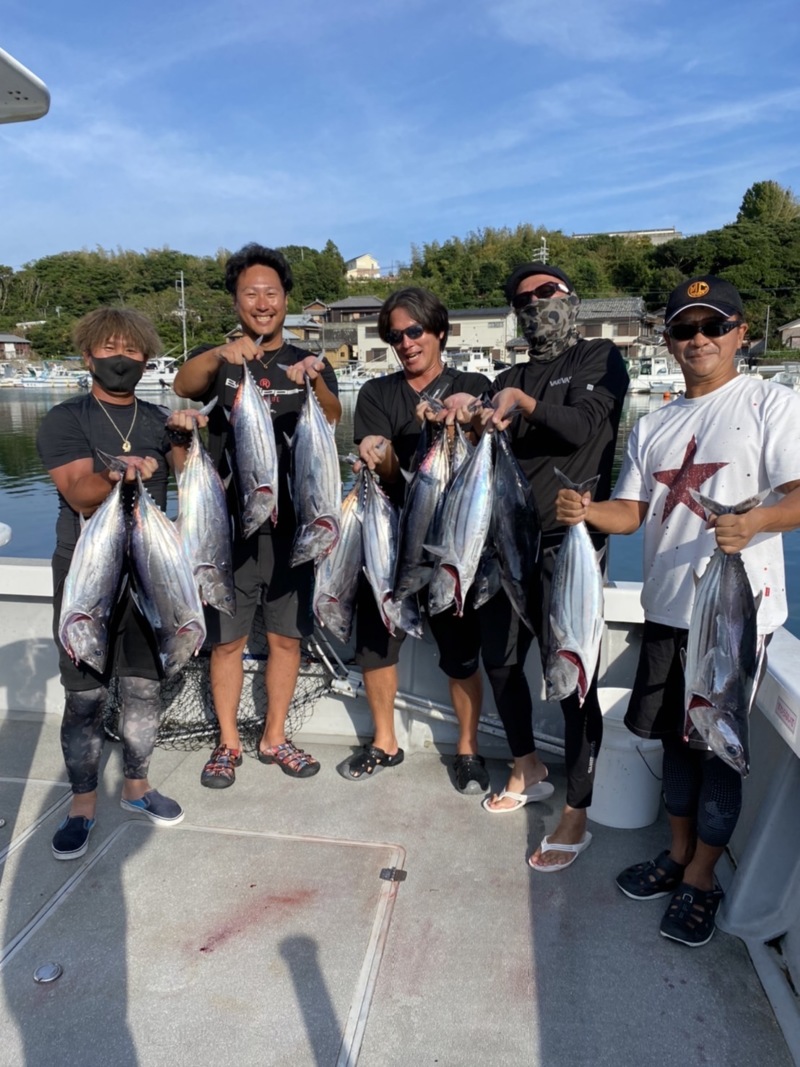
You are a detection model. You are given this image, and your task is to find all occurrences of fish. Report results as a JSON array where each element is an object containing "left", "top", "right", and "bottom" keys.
[
  {"left": 129, "top": 473, "right": 207, "bottom": 679},
  {"left": 57, "top": 479, "right": 127, "bottom": 672},
  {"left": 471, "top": 543, "right": 503, "bottom": 611},
  {"left": 361, "top": 470, "right": 422, "bottom": 638},
  {"left": 229, "top": 362, "right": 279, "bottom": 538},
  {"left": 682, "top": 491, "right": 765, "bottom": 776},
  {"left": 176, "top": 407, "right": 236, "bottom": 616},
  {"left": 426, "top": 428, "right": 494, "bottom": 617},
  {"left": 545, "top": 469, "right": 604, "bottom": 705},
  {"left": 393, "top": 427, "right": 452, "bottom": 601},
  {"left": 492, "top": 431, "right": 541, "bottom": 630},
  {"left": 313, "top": 472, "right": 367, "bottom": 643},
  {"left": 288, "top": 375, "right": 342, "bottom": 566}
]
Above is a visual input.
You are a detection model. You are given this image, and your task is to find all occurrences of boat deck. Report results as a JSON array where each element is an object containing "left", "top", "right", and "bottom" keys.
[{"left": 0, "top": 714, "right": 792, "bottom": 1067}]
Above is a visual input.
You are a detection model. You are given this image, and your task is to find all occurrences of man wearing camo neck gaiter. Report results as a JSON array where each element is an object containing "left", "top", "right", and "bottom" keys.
[{"left": 436, "top": 261, "right": 630, "bottom": 872}]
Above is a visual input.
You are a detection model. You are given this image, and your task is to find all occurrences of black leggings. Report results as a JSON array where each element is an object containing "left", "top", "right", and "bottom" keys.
[
  {"left": 480, "top": 543, "right": 604, "bottom": 810},
  {"left": 661, "top": 739, "right": 742, "bottom": 848},
  {"left": 61, "top": 677, "right": 162, "bottom": 794},
  {"left": 484, "top": 661, "right": 602, "bottom": 810}
]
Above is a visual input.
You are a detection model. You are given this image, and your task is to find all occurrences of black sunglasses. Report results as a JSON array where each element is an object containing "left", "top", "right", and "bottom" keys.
[
  {"left": 386, "top": 323, "right": 425, "bottom": 345},
  {"left": 665, "top": 319, "right": 741, "bottom": 341},
  {"left": 511, "top": 281, "right": 570, "bottom": 310}
]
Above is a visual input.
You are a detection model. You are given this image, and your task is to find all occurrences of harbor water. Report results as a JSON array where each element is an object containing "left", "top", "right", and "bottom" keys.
[{"left": 2, "top": 386, "right": 800, "bottom": 637}]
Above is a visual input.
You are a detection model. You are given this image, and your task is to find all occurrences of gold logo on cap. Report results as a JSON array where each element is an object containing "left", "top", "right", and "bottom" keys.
[{"left": 687, "top": 281, "right": 710, "bottom": 298}]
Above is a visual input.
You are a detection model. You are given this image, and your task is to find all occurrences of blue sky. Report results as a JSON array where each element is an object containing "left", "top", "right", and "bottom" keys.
[{"left": 1, "top": 0, "right": 798, "bottom": 273}]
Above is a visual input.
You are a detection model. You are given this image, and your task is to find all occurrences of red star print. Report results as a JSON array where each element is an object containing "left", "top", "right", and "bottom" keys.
[{"left": 653, "top": 436, "right": 728, "bottom": 522}]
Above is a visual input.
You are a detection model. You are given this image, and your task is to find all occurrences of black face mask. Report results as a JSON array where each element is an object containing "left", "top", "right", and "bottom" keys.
[{"left": 89, "top": 355, "right": 145, "bottom": 393}]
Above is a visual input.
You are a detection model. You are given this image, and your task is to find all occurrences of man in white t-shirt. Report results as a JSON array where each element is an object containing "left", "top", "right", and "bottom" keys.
[{"left": 556, "top": 275, "right": 800, "bottom": 947}]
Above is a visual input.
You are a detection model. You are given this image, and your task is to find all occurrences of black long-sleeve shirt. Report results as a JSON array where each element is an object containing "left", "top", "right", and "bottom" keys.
[{"left": 489, "top": 339, "right": 629, "bottom": 544}]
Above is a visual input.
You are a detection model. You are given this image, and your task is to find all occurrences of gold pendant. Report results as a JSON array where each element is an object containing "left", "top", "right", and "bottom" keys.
[{"left": 122, "top": 441, "right": 132, "bottom": 453}]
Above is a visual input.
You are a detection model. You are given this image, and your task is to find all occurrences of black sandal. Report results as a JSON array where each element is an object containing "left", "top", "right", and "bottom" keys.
[
  {"left": 660, "top": 882, "right": 724, "bottom": 947},
  {"left": 337, "top": 744, "right": 404, "bottom": 781},
  {"left": 616, "top": 849, "right": 686, "bottom": 900}
]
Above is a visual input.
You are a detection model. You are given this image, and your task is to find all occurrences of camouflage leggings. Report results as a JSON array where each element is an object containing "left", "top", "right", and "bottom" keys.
[{"left": 61, "top": 677, "right": 161, "bottom": 794}]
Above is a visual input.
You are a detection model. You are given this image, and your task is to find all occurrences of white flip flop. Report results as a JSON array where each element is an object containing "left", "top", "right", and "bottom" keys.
[
  {"left": 481, "top": 781, "right": 555, "bottom": 813},
  {"left": 528, "top": 832, "right": 593, "bottom": 872}
]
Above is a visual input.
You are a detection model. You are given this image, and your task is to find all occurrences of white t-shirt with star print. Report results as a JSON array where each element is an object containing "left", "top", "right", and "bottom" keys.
[{"left": 613, "top": 375, "right": 800, "bottom": 632}]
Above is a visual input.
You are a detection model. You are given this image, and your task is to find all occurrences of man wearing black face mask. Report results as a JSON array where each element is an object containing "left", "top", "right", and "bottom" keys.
[
  {"left": 442, "top": 263, "right": 629, "bottom": 871},
  {"left": 36, "top": 307, "right": 205, "bottom": 861}
]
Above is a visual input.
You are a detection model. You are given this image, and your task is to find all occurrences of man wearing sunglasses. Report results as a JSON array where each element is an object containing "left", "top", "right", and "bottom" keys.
[
  {"left": 455, "top": 263, "right": 630, "bottom": 877},
  {"left": 556, "top": 275, "right": 800, "bottom": 946},
  {"left": 339, "top": 287, "right": 493, "bottom": 793}
]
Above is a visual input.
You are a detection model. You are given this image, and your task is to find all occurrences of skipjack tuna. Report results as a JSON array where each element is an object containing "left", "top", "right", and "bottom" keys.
[
  {"left": 682, "top": 490, "right": 765, "bottom": 776},
  {"left": 545, "top": 469, "right": 604, "bottom": 706}
]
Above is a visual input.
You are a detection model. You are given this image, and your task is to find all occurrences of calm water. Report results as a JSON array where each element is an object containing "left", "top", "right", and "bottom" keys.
[{"left": 3, "top": 386, "right": 800, "bottom": 636}]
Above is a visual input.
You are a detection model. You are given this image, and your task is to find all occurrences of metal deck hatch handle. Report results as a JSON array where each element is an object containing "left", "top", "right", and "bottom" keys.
[{"left": 380, "top": 867, "right": 407, "bottom": 882}]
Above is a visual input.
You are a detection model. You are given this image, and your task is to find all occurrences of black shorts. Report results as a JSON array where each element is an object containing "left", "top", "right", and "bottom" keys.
[
  {"left": 624, "top": 621, "right": 688, "bottom": 741},
  {"left": 354, "top": 578, "right": 481, "bottom": 679},
  {"left": 627, "top": 620, "right": 772, "bottom": 745},
  {"left": 205, "top": 531, "right": 314, "bottom": 645},
  {"left": 52, "top": 553, "right": 162, "bottom": 693}
]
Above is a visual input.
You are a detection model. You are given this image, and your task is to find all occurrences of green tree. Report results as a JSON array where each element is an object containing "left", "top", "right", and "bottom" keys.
[{"left": 737, "top": 181, "right": 800, "bottom": 224}]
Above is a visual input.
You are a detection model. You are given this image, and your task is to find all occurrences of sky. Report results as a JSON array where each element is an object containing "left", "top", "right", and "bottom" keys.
[{"left": 1, "top": 0, "right": 799, "bottom": 274}]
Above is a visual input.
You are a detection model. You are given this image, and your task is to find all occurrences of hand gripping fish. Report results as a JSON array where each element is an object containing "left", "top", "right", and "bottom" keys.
[
  {"left": 682, "top": 491, "right": 766, "bottom": 776},
  {"left": 545, "top": 469, "right": 604, "bottom": 705}
]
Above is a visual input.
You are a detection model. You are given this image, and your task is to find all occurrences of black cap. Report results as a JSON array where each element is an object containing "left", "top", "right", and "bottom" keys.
[
  {"left": 503, "top": 262, "right": 574, "bottom": 305},
  {"left": 665, "top": 275, "right": 745, "bottom": 323}
]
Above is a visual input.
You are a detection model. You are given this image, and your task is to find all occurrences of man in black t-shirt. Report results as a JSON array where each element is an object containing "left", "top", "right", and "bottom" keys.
[
  {"left": 339, "top": 287, "right": 491, "bottom": 795},
  {"left": 37, "top": 307, "right": 205, "bottom": 861},
  {"left": 173, "top": 243, "right": 341, "bottom": 788},
  {"left": 443, "top": 263, "right": 629, "bottom": 870}
]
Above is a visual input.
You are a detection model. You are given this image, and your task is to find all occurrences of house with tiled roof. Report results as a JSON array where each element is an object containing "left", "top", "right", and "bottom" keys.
[
  {"left": 577, "top": 297, "right": 653, "bottom": 360},
  {"left": 0, "top": 333, "right": 31, "bottom": 359},
  {"left": 326, "top": 296, "right": 384, "bottom": 323}
]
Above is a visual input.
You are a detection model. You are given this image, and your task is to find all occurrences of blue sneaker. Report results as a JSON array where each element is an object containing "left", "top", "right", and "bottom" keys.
[
  {"left": 52, "top": 816, "right": 95, "bottom": 861},
  {"left": 120, "top": 789, "right": 184, "bottom": 826}
]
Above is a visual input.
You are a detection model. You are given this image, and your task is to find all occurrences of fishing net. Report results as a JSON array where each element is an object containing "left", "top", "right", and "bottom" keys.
[{"left": 103, "top": 607, "right": 333, "bottom": 751}]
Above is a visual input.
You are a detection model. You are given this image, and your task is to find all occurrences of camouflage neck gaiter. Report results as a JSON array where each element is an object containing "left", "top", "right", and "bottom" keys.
[{"left": 518, "top": 294, "right": 581, "bottom": 363}]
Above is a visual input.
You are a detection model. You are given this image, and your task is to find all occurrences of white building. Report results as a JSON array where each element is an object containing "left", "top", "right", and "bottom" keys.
[{"left": 345, "top": 254, "right": 380, "bottom": 281}]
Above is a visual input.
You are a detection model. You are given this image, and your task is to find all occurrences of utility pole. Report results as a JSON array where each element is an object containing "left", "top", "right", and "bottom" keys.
[
  {"left": 539, "top": 236, "right": 548, "bottom": 264},
  {"left": 175, "top": 271, "right": 188, "bottom": 359},
  {"left": 764, "top": 304, "right": 770, "bottom": 357}
]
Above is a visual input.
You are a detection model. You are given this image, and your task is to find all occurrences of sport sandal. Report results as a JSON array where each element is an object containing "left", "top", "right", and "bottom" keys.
[
  {"left": 660, "top": 882, "right": 724, "bottom": 947},
  {"left": 200, "top": 744, "right": 243, "bottom": 789},
  {"left": 257, "top": 741, "right": 320, "bottom": 778},
  {"left": 337, "top": 744, "right": 404, "bottom": 781},
  {"left": 616, "top": 849, "right": 686, "bottom": 900}
]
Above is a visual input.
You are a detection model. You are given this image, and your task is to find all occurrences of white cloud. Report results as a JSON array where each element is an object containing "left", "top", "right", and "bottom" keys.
[{"left": 488, "top": 0, "right": 669, "bottom": 61}]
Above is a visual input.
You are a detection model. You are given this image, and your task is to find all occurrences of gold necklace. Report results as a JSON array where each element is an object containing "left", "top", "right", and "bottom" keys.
[
  {"left": 255, "top": 345, "right": 283, "bottom": 375},
  {"left": 93, "top": 394, "right": 138, "bottom": 453}
]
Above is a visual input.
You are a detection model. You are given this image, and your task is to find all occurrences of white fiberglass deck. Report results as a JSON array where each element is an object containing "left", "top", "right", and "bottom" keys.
[{"left": 0, "top": 716, "right": 793, "bottom": 1067}]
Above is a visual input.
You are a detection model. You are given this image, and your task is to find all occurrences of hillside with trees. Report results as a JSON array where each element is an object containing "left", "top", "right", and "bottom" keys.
[{"left": 1, "top": 181, "right": 798, "bottom": 359}]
